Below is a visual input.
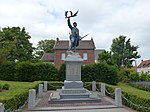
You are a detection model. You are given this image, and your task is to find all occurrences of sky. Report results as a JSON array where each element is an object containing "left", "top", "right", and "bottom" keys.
[{"left": 0, "top": 0, "right": 150, "bottom": 65}]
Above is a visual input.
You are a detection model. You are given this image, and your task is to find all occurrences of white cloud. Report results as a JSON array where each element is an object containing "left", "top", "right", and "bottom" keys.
[{"left": 0, "top": 0, "right": 150, "bottom": 64}]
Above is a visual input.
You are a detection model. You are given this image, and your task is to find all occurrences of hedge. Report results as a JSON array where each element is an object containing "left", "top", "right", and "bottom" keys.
[
  {"left": 0, "top": 61, "right": 119, "bottom": 84},
  {"left": 97, "top": 83, "right": 150, "bottom": 112},
  {"left": 82, "top": 62, "right": 119, "bottom": 85},
  {"left": 0, "top": 61, "right": 16, "bottom": 81},
  {"left": 0, "top": 81, "right": 41, "bottom": 110},
  {"left": 47, "top": 81, "right": 92, "bottom": 91},
  {"left": 48, "top": 81, "right": 64, "bottom": 90},
  {"left": 0, "top": 61, "right": 58, "bottom": 82}
]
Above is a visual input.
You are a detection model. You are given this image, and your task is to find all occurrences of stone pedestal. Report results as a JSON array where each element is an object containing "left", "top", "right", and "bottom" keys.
[
  {"left": 59, "top": 52, "right": 90, "bottom": 99},
  {"left": 49, "top": 51, "right": 101, "bottom": 102}
]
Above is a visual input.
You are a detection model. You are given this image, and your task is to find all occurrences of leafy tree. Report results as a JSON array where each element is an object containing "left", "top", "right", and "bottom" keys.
[
  {"left": 0, "top": 40, "right": 16, "bottom": 64},
  {"left": 111, "top": 35, "right": 140, "bottom": 68},
  {"left": 0, "top": 27, "right": 34, "bottom": 62},
  {"left": 98, "top": 51, "right": 114, "bottom": 65},
  {"left": 35, "top": 39, "right": 55, "bottom": 58}
]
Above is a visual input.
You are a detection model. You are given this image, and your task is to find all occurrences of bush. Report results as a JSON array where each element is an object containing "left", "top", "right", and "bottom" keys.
[
  {"left": 58, "top": 64, "right": 66, "bottom": 81},
  {"left": 139, "top": 74, "right": 150, "bottom": 81},
  {"left": 2, "top": 84, "right": 10, "bottom": 90},
  {"left": 15, "top": 62, "right": 58, "bottom": 81},
  {"left": 0, "top": 81, "right": 41, "bottom": 110},
  {"left": 117, "top": 68, "right": 140, "bottom": 83},
  {"left": 117, "top": 68, "right": 129, "bottom": 83},
  {"left": 128, "top": 69, "right": 139, "bottom": 81},
  {"left": 0, "top": 61, "right": 58, "bottom": 82},
  {"left": 0, "top": 84, "right": 2, "bottom": 92},
  {"left": 48, "top": 81, "right": 64, "bottom": 90},
  {"left": 15, "top": 61, "right": 33, "bottom": 81},
  {"left": 104, "top": 83, "right": 150, "bottom": 112},
  {"left": 0, "top": 61, "right": 16, "bottom": 81},
  {"left": 84, "top": 82, "right": 92, "bottom": 90},
  {"left": 82, "top": 62, "right": 119, "bottom": 85}
]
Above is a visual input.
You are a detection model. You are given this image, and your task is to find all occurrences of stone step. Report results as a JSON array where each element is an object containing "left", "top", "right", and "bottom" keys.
[{"left": 60, "top": 93, "right": 90, "bottom": 99}]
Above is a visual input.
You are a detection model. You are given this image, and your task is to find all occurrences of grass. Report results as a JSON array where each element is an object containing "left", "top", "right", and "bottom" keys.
[
  {"left": 1, "top": 81, "right": 149, "bottom": 99},
  {"left": 0, "top": 81, "right": 42, "bottom": 100},
  {"left": 117, "top": 83, "right": 150, "bottom": 99},
  {"left": 104, "top": 82, "right": 150, "bottom": 99}
]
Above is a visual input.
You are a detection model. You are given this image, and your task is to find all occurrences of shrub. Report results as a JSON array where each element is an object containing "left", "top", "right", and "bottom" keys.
[
  {"left": 117, "top": 68, "right": 140, "bottom": 83},
  {"left": 2, "top": 84, "right": 10, "bottom": 90},
  {"left": 15, "top": 62, "right": 58, "bottom": 81},
  {"left": 0, "top": 81, "right": 41, "bottom": 110},
  {"left": 139, "top": 74, "right": 150, "bottom": 81},
  {"left": 58, "top": 63, "right": 66, "bottom": 81},
  {"left": 117, "top": 68, "right": 129, "bottom": 83},
  {"left": 15, "top": 61, "right": 33, "bottom": 81},
  {"left": 84, "top": 82, "right": 92, "bottom": 90},
  {"left": 103, "top": 83, "right": 150, "bottom": 112},
  {"left": 128, "top": 69, "right": 139, "bottom": 81},
  {"left": 0, "top": 84, "right": 2, "bottom": 92},
  {"left": 0, "top": 61, "right": 16, "bottom": 81},
  {"left": 82, "top": 62, "right": 119, "bottom": 85},
  {"left": 48, "top": 81, "right": 64, "bottom": 90}
]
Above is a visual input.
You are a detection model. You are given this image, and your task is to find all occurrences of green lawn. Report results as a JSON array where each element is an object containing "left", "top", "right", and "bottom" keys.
[
  {"left": 117, "top": 83, "right": 150, "bottom": 99},
  {"left": 0, "top": 81, "right": 41, "bottom": 101},
  {"left": 104, "top": 82, "right": 150, "bottom": 99}
]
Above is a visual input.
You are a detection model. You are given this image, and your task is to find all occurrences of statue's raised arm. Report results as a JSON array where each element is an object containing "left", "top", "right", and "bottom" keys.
[{"left": 65, "top": 11, "right": 79, "bottom": 52}]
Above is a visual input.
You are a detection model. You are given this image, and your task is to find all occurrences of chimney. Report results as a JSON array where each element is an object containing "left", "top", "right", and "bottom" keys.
[{"left": 56, "top": 37, "right": 59, "bottom": 41}]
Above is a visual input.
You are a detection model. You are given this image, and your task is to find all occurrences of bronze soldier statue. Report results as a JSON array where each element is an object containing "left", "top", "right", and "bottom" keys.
[{"left": 65, "top": 11, "right": 88, "bottom": 52}]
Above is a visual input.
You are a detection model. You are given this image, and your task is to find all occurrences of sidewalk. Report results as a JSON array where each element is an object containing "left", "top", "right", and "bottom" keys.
[{"left": 23, "top": 91, "right": 137, "bottom": 112}]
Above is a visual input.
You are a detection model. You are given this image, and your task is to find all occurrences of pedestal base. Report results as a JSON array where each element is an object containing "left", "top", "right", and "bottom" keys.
[
  {"left": 64, "top": 80, "right": 83, "bottom": 89},
  {"left": 58, "top": 80, "right": 90, "bottom": 99},
  {"left": 58, "top": 88, "right": 90, "bottom": 99}
]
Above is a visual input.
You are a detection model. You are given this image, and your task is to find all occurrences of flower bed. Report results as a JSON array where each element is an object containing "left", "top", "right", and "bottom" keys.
[{"left": 129, "top": 81, "right": 150, "bottom": 92}]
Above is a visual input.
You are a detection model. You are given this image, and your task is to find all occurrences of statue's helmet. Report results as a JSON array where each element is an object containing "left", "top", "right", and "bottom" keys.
[{"left": 73, "top": 22, "right": 77, "bottom": 27}]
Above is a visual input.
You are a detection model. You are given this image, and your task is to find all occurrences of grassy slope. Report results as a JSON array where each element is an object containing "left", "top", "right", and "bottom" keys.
[
  {"left": 117, "top": 83, "right": 150, "bottom": 99},
  {"left": 0, "top": 81, "right": 41, "bottom": 100},
  {"left": 105, "top": 82, "right": 150, "bottom": 99}
]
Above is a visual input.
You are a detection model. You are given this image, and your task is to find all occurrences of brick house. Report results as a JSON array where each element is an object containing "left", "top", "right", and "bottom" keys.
[
  {"left": 41, "top": 52, "right": 54, "bottom": 64},
  {"left": 137, "top": 60, "right": 150, "bottom": 74},
  {"left": 53, "top": 38, "right": 95, "bottom": 68}
]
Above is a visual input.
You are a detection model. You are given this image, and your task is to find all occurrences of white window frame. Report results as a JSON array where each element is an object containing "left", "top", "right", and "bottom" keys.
[
  {"left": 61, "top": 53, "right": 66, "bottom": 60},
  {"left": 83, "top": 53, "right": 88, "bottom": 60}
]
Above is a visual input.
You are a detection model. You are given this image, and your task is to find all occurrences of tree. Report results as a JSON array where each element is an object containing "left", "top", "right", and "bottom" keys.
[
  {"left": 35, "top": 39, "right": 55, "bottom": 59},
  {"left": 98, "top": 51, "right": 114, "bottom": 65},
  {"left": 0, "top": 36, "right": 16, "bottom": 63},
  {"left": 111, "top": 35, "right": 140, "bottom": 68},
  {"left": 0, "top": 27, "right": 34, "bottom": 62}
]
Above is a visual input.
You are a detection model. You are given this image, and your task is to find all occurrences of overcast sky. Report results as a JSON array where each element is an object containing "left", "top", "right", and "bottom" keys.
[{"left": 0, "top": 0, "right": 150, "bottom": 64}]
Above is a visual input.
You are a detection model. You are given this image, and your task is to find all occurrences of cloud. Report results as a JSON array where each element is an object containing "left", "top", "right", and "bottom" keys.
[{"left": 0, "top": 0, "right": 150, "bottom": 64}]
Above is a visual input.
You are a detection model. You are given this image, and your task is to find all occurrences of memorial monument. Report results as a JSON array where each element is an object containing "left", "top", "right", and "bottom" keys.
[{"left": 49, "top": 11, "right": 100, "bottom": 101}]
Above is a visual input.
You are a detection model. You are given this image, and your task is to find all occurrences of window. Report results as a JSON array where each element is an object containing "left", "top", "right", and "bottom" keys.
[
  {"left": 61, "top": 53, "right": 66, "bottom": 60},
  {"left": 83, "top": 53, "right": 88, "bottom": 60}
]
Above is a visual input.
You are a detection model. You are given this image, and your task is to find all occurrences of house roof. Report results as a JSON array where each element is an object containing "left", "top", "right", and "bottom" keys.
[
  {"left": 137, "top": 60, "right": 150, "bottom": 68},
  {"left": 95, "top": 49, "right": 105, "bottom": 60},
  {"left": 41, "top": 53, "right": 54, "bottom": 62},
  {"left": 53, "top": 38, "right": 95, "bottom": 50}
]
